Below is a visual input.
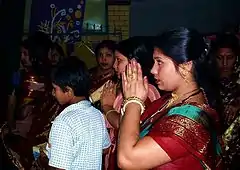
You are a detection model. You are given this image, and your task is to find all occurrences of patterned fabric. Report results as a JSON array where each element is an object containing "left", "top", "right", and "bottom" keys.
[
  {"left": 48, "top": 100, "right": 110, "bottom": 170},
  {"left": 139, "top": 96, "right": 224, "bottom": 169},
  {"left": 220, "top": 61, "right": 240, "bottom": 169},
  {"left": 89, "top": 68, "right": 115, "bottom": 111},
  {"left": 89, "top": 67, "right": 115, "bottom": 94},
  {"left": 220, "top": 79, "right": 240, "bottom": 128}
]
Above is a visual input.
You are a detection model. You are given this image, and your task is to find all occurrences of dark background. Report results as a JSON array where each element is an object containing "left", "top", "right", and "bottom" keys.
[{"left": 130, "top": 0, "right": 240, "bottom": 36}]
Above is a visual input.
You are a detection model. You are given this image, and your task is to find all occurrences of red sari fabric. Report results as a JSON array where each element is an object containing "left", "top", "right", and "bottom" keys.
[{"left": 141, "top": 94, "right": 224, "bottom": 170}]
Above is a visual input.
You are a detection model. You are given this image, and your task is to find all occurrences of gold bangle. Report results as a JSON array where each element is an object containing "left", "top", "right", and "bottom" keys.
[
  {"left": 121, "top": 97, "right": 145, "bottom": 115},
  {"left": 105, "top": 109, "right": 116, "bottom": 118}
]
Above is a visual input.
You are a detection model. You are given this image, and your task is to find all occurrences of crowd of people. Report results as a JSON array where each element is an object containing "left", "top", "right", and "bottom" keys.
[{"left": 1, "top": 27, "right": 240, "bottom": 170}]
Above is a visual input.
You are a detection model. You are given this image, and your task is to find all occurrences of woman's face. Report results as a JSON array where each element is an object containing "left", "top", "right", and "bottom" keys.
[
  {"left": 113, "top": 51, "right": 129, "bottom": 79},
  {"left": 20, "top": 47, "right": 31, "bottom": 68},
  {"left": 50, "top": 48, "right": 62, "bottom": 65},
  {"left": 97, "top": 47, "right": 115, "bottom": 70},
  {"left": 216, "top": 48, "right": 237, "bottom": 78},
  {"left": 151, "top": 48, "right": 184, "bottom": 91}
]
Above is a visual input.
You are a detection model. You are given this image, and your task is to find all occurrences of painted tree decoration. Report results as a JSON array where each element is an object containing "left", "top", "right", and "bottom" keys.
[{"left": 30, "top": 0, "right": 86, "bottom": 43}]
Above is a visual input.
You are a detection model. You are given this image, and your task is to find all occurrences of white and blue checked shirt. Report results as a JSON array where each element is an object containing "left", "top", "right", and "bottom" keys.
[{"left": 47, "top": 100, "right": 110, "bottom": 170}]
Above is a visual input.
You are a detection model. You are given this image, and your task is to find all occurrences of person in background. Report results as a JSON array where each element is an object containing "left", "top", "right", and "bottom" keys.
[
  {"left": 48, "top": 57, "right": 110, "bottom": 169},
  {"left": 7, "top": 38, "right": 31, "bottom": 129},
  {"left": 100, "top": 37, "right": 160, "bottom": 170},
  {"left": 89, "top": 40, "right": 116, "bottom": 94},
  {"left": 7, "top": 32, "right": 53, "bottom": 136},
  {"left": 50, "top": 42, "right": 65, "bottom": 66},
  {"left": 20, "top": 39, "right": 32, "bottom": 69},
  {"left": 3, "top": 32, "right": 64, "bottom": 169},
  {"left": 117, "top": 27, "right": 223, "bottom": 170},
  {"left": 212, "top": 33, "right": 240, "bottom": 170}
]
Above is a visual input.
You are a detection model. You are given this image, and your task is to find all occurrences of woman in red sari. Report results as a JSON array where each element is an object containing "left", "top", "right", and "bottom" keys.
[{"left": 117, "top": 27, "right": 224, "bottom": 170}]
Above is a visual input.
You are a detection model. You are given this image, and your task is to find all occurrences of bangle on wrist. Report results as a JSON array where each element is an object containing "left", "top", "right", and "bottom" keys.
[
  {"left": 121, "top": 97, "right": 145, "bottom": 116},
  {"left": 105, "top": 109, "right": 116, "bottom": 118}
]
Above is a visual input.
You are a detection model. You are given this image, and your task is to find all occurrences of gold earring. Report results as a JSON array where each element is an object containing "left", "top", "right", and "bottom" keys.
[{"left": 181, "top": 69, "right": 189, "bottom": 83}]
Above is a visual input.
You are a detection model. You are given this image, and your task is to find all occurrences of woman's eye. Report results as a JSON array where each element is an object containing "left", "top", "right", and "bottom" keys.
[
  {"left": 156, "top": 60, "right": 162, "bottom": 65},
  {"left": 107, "top": 53, "right": 112, "bottom": 57},
  {"left": 227, "top": 55, "right": 234, "bottom": 59},
  {"left": 216, "top": 56, "right": 222, "bottom": 60}
]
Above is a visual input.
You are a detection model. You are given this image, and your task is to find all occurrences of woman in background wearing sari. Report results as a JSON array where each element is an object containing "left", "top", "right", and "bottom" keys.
[
  {"left": 117, "top": 27, "right": 223, "bottom": 170},
  {"left": 89, "top": 40, "right": 116, "bottom": 93},
  {"left": 6, "top": 32, "right": 53, "bottom": 137},
  {"left": 89, "top": 40, "right": 116, "bottom": 110},
  {"left": 3, "top": 32, "right": 64, "bottom": 169},
  {"left": 212, "top": 33, "right": 240, "bottom": 170},
  {"left": 100, "top": 37, "right": 160, "bottom": 170}
]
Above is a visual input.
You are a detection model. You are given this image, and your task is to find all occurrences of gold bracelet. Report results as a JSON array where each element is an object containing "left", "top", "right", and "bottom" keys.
[
  {"left": 105, "top": 109, "right": 116, "bottom": 118},
  {"left": 121, "top": 97, "right": 145, "bottom": 116}
]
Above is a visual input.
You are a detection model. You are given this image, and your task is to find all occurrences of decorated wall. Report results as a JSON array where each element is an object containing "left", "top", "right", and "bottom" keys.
[
  {"left": 30, "top": 0, "right": 85, "bottom": 43},
  {"left": 22, "top": 0, "right": 130, "bottom": 68}
]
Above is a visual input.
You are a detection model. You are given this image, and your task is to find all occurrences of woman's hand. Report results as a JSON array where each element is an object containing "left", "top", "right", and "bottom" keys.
[
  {"left": 101, "top": 81, "right": 117, "bottom": 109},
  {"left": 122, "top": 59, "right": 148, "bottom": 101}
]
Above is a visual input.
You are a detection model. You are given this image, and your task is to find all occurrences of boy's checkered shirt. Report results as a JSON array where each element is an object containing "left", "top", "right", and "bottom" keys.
[{"left": 47, "top": 100, "right": 110, "bottom": 170}]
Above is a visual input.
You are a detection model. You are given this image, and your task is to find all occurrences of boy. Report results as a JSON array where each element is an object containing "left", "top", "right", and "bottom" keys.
[{"left": 48, "top": 57, "right": 110, "bottom": 169}]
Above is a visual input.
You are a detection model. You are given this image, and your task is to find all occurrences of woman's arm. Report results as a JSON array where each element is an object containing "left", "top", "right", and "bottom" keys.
[
  {"left": 117, "top": 103, "right": 171, "bottom": 169},
  {"left": 102, "top": 105, "right": 120, "bottom": 129}
]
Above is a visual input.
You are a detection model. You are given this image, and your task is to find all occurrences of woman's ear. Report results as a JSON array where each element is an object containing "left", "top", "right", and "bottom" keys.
[
  {"left": 65, "top": 86, "right": 74, "bottom": 97},
  {"left": 181, "top": 61, "right": 193, "bottom": 72},
  {"left": 178, "top": 61, "right": 194, "bottom": 82}
]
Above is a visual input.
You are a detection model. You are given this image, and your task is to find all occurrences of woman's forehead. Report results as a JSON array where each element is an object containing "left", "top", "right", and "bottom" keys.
[
  {"left": 218, "top": 47, "right": 234, "bottom": 54},
  {"left": 153, "top": 48, "right": 169, "bottom": 60}
]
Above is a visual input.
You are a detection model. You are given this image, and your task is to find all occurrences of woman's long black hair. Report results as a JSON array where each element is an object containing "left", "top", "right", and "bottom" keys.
[{"left": 154, "top": 27, "right": 222, "bottom": 113}]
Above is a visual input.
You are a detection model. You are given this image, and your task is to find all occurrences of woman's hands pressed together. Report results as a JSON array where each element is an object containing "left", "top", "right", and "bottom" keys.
[{"left": 122, "top": 59, "right": 148, "bottom": 102}]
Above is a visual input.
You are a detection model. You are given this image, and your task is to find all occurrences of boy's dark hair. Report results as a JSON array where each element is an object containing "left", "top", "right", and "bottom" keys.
[{"left": 52, "top": 56, "right": 90, "bottom": 98}]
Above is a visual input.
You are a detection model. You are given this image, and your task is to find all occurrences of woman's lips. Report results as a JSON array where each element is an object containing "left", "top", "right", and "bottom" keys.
[
  {"left": 154, "top": 79, "right": 160, "bottom": 84},
  {"left": 220, "top": 67, "right": 230, "bottom": 72}
]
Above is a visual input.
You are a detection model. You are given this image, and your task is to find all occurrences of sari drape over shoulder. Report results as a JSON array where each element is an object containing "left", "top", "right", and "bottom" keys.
[
  {"left": 89, "top": 67, "right": 114, "bottom": 94},
  {"left": 140, "top": 95, "right": 224, "bottom": 170},
  {"left": 89, "top": 68, "right": 115, "bottom": 110}
]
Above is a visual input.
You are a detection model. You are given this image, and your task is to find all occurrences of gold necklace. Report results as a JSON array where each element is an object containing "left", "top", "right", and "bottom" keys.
[{"left": 166, "top": 88, "right": 200, "bottom": 108}]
